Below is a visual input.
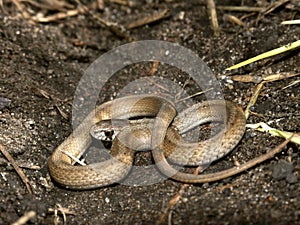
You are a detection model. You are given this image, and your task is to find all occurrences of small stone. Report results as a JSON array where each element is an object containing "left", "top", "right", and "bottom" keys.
[
  {"left": 222, "top": 187, "right": 231, "bottom": 196},
  {"left": 286, "top": 173, "right": 298, "bottom": 184},
  {"left": 272, "top": 160, "right": 294, "bottom": 180},
  {"left": 0, "top": 97, "right": 11, "bottom": 110}
]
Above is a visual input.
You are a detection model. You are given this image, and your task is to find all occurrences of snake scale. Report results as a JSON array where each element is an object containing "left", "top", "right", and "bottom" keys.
[{"left": 48, "top": 95, "right": 246, "bottom": 189}]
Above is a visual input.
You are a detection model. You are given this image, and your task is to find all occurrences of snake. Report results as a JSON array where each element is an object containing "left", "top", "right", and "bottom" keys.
[{"left": 48, "top": 95, "right": 246, "bottom": 189}]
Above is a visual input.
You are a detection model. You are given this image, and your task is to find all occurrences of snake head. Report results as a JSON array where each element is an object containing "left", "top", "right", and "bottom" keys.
[{"left": 90, "top": 119, "right": 129, "bottom": 142}]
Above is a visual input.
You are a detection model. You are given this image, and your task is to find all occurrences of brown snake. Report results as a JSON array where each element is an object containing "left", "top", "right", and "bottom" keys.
[{"left": 48, "top": 95, "right": 246, "bottom": 189}]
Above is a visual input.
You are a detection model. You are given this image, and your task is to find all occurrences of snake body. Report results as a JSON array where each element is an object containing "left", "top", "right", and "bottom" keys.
[{"left": 48, "top": 95, "right": 246, "bottom": 189}]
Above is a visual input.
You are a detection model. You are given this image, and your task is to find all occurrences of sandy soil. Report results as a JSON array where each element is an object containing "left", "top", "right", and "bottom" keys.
[{"left": 0, "top": 0, "right": 299, "bottom": 224}]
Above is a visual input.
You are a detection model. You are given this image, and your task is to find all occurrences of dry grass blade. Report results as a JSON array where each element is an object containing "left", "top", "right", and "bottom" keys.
[
  {"left": 244, "top": 81, "right": 265, "bottom": 119},
  {"left": 247, "top": 123, "right": 300, "bottom": 145},
  {"left": 232, "top": 72, "right": 300, "bottom": 83},
  {"left": 243, "top": 72, "right": 299, "bottom": 118},
  {"left": 263, "top": 72, "right": 300, "bottom": 82},
  {"left": 282, "top": 79, "right": 300, "bottom": 89},
  {"left": 260, "top": 0, "right": 290, "bottom": 15},
  {"left": 11, "top": 0, "right": 30, "bottom": 19},
  {"left": 97, "top": 0, "right": 104, "bottom": 10},
  {"left": 0, "top": 0, "right": 4, "bottom": 12},
  {"left": 226, "top": 40, "right": 300, "bottom": 70},
  {"left": 281, "top": 19, "right": 300, "bottom": 25}
]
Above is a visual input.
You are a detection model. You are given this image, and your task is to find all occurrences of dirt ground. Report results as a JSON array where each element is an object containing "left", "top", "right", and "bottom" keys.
[{"left": 0, "top": 0, "right": 299, "bottom": 224}]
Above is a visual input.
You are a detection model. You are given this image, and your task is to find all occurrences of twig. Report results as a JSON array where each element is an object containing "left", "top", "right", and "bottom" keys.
[
  {"left": 0, "top": 143, "right": 33, "bottom": 194},
  {"left": 11, "top": 211, "right": 36, "bottom": 225},
  {"left": 206, "top": 0, "right": 220, "bottom": 36},
  {"left": 74, "top": 0, "right": 131, "bottom": 40},
  {"left": 49, "top": 203, "right": 76, "bottom": 225},
  {"left": 21, "top": 0, "right": 74, "bottom": 11},
  {"left": 0, "top": 0, "right": 5, "bottom": 13},
  {"left": 223, "top": 14, "right": 245, "bottom": 27},
  {"left": 109, "top": 0, "right": 132, "bottom": 6},
  {"left": 170, "top": 135, "right": 293, "bottom": 184},
  {"left": 55, "top": 105, "right": 69, "bottom": 120},
  {"left": 31, "top": 8, "right": 82, "bottom": 23},
  {"left": 231, "top": 74, "right": 263, "bottom": 83},
  {"left": 11, "top": 0, "right": 31, "bottom": 19},
  {"left": 260, "top": 0, "right": 290, "bottom": 16},
  {"left": 254, "top": 0, "right": 290, "bottom": 24},
  {"left": 217, "top": 135, "right": 293, "bottom": 175},
  {"left": 127, "top": 9, "right": 170, "bottom": 29},
  {"left": 217, "top": 6, "right": 264, "bottom": 12},
  {"left": 231, "top": 72, "right": 300, "bottom": 83}
]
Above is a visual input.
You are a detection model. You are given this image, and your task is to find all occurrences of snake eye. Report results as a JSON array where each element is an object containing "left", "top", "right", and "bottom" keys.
[{"left": 104, "top": 130, "right": 114, "bottom": 141}]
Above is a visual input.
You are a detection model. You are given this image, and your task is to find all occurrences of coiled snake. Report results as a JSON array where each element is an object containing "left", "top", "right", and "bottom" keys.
[{"left": 48, "top": 95, "right": 246, "bottom": 189}]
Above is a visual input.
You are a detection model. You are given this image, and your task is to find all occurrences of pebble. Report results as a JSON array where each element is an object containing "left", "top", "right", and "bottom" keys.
[
  {"left": 286, "top": 174, "right": 298, "bottom": 184},
  {"left": 0, "top": 97, "right": 11, "bottom": 110},
  {"left": 272, "top": 160, "right": 294, "bottom": 181}
]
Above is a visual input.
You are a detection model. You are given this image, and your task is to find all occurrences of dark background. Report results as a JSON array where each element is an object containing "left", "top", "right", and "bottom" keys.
[{"left": 0, "top": 0, "right": 299, "bottom": 224}]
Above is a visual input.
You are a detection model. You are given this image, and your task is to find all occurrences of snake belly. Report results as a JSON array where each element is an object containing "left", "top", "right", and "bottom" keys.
[{"left": 48, "top": 95, "right": 246, "bottom": 189}]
